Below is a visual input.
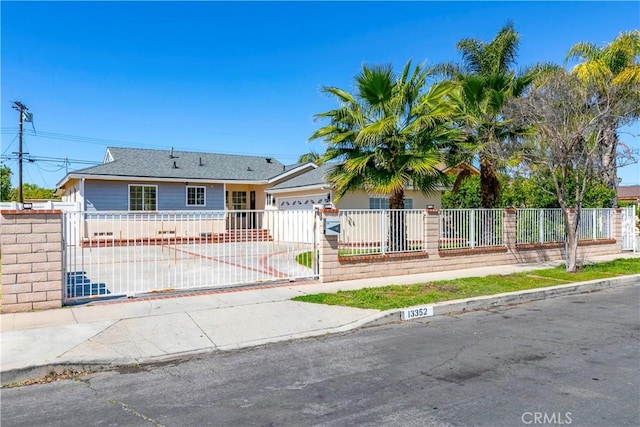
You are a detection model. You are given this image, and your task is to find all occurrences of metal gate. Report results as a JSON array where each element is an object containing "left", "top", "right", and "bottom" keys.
[
  {"left": 62, "top": 210, "right": 320, "bottom": 303},
  {"left": 621, "top": 205, "right": 637, "bottom": 252}
]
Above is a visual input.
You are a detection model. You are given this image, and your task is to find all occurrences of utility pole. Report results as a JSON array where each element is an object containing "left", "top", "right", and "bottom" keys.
[{"left": 12, "top": 101, "right": 28, "bottom": 204}]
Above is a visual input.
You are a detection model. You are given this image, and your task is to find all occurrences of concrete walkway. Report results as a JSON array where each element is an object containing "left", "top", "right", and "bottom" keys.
[{"left": 2, "top": 253, "right": 638, "bottom": 385}]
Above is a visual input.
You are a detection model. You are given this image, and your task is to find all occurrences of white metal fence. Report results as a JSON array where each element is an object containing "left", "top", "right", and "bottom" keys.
[
  {"left": 337, "top": 208, "right": 618, "bottom": 254},
  {"left": 58, "top": 206, "right": 627, "bottom": 302},
  {"left": 516, "top": 208, "right": 614, "bottom": 244},
  {"left": 439, "top": 209, "right": 503, "bottom": 250},
  {"left": 621, "top": 205, "right": 637, "bottom": 251},
  {"left": 338, "top": 209, "right": 425, "bottom": 256},
  {"left": 63, "top": 210, "right": 319, "bottom": 302}
]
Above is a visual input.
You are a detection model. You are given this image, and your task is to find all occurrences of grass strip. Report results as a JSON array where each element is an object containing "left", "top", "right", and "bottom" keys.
[{"left": 292, "top": 257, "right": 639, "bottom": 311}]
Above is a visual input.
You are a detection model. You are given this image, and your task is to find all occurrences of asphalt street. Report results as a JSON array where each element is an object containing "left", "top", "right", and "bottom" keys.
[{"left": 2, "top": 284, "right": 638, "bottom": 427}]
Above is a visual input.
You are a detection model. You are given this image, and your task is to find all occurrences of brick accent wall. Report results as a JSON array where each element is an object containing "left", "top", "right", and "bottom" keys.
[
  {"left": 319, "top": 209, "right": 623, "bottom": 283},
  {"left": 1, "top": 210, "right": 63, "bottom": 313}
]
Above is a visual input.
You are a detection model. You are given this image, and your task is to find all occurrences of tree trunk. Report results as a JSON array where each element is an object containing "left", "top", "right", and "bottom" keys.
[
  {"left": 388, "top": 190, "right": 407, "bottom": 252},
  {"left": 599, "top": 118, "right": 619, "bottom": 206},
  {"left": 480, "top": 154, "right": 500, "bottom": 209},
  {"left": 563, "top": 208, "right": 580, "bottom": 273}
]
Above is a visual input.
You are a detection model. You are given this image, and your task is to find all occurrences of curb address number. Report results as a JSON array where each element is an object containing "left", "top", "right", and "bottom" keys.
[{"left": 402, "top": 306, "right": 434, "bottom": 320}]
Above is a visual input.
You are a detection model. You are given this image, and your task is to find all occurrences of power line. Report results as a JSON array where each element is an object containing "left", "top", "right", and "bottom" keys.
[
  {"left": 0, "top": 154, "right": 100, "bottom": 166},
  {"left": 0, "top": 128, "right": 305, "bottom": 161},
  {"left": 1, "top": 132, "right": 19, "bottom": 156}
]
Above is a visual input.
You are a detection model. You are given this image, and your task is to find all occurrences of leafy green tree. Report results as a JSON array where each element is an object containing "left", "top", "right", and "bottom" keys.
[
  {"left": 437, "top": 23, "right": 536, "bottom": 208},
  {"left": 9, "top": 183, "right": 57, "bottom": 201},
  {"left": 443, "top": 172, "right": 614, "bottom": 209},
  {"left": 310, "top": 60, "right": 460, "bottom": 250},
  {"left": 442, "top": 174, "right": 481, "bottom": 209},
  {"left": 0, "top": 165, "right": 12, "bottom": 201},
  {"left": 566, "top": 30, "right": 640, "bottom": 204}
]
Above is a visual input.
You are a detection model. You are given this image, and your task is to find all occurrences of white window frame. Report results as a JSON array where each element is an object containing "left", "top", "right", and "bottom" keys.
[
  {"left": 186, "top": 185, "right": 206, "bottom": 207},
  {"left": 369, "top": 197, "right": 413, "bottom": 210},
  {"left": 128, "top": 184, "right": 158, "bottom": 211}
]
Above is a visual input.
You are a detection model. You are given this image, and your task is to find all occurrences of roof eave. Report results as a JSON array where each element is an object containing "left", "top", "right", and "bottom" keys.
[
  {"left": 56, "top": 173, "right": 271, "bottom": 189},
  {"left": 267, "top": 162, "right": 317, "bottom": 183},
  {"left": 268, "top": 183, "right": 331, "bottom": 194}
]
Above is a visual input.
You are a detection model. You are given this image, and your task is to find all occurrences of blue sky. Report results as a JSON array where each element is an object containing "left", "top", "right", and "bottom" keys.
[{"left": 2, "top": 1, "right": 639, "bottom": 189}]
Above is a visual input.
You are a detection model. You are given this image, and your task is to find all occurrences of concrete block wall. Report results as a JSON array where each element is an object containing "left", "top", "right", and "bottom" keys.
[
  {"left": 319, "top": 208, "right": 624, "bottom": 283},
  {"left": 1, "top": 210, "right": 63, "bottom": 313}
]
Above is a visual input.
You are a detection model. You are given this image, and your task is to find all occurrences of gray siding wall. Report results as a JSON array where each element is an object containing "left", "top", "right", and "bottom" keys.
[{"left": 84, "top": 180, "right": 224, "bottom": 211}]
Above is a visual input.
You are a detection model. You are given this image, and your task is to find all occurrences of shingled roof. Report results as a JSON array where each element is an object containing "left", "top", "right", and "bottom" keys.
[
  {"left": 58, "top": 147, "right": 305, "bottom": 185},
  {"left": 269, "top": 163, "right": 337, "bottom": 191}
]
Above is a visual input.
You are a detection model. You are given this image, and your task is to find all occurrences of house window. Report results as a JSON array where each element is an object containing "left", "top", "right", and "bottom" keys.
[
  {"left": 232, "top": 191, "right": 247, "bottom": 210},
  {"left": 129, "top": 185, "right": 157, "bottom": 211},
  {"left": 186, "top": 186, "right": 206, "bottom": 206},
  {"left": 266, "top": 193, "right": 274, "bottom": 206},
  {"left": 369, "top": 197, "right": 413, "bottom": 209}
]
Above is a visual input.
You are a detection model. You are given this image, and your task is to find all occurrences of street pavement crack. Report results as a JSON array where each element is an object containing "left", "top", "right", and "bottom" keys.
[{"left": 108, "top": 399, "right": 165, "bottom": 426}]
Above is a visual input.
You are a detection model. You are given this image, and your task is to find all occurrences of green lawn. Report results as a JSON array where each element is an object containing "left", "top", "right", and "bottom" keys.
[
  {"left": 295, "top": 251, "right": 315, "bottom": 269},
  {"left": 292, "top": 258, "right": 639, "bottom": 310}
]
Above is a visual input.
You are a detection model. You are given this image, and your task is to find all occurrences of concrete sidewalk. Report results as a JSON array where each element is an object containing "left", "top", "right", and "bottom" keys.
[{"left": 1, "top": 253, "right": 638, "bottom": 385}]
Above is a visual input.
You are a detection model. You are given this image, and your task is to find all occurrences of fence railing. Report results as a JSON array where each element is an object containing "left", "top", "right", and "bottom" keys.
[
  {"left": 579, "top": 208, "right": 612, "bottom": 240},
  {"left": 62, "top": 210, "right": 319, "bottom": 301},
  {"left": 516, "top": 209, "right": 565, "bottom": 244},
  {"left": 439, "top": 209, "right": 503, "bottom": 250},
  {"left": 338, "top": 207, "right": 616, "bottom": 255},
  {"left": 516, "top": 208, "right": 613, "bottom": 244},
  {"left": 338, "top": 209, "right": 425, "bottom": 256}
]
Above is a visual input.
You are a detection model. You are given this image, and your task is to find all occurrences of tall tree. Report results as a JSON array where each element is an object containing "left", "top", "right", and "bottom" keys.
[
  {"left": 310, "top": 60, "right": 460, "bottom": 250},
  {"left": 437, "top": 23, "right": 536, "bottom": 208},
  {"left": 566, "top": 30, "right": 640, "bottom": 205},
  {"left": 508, "top": 70, "right": 611, "bottom": 272},
  {"left": 1, "top": 165, "right": 12, "bottom": 201}
]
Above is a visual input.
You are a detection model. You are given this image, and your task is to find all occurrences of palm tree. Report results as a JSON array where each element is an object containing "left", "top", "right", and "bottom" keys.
[
  {"left": 437, "top": 23, "right": 536, "bottom": 208},
  {"left": 310, "top": 60, "right": 460, "bottom": 250},
  {"left": 297, "top": 150, "right": 322, "bottom": 164},
  {"left": 566, "top": 30, "right": 640, "bottom": 205}
]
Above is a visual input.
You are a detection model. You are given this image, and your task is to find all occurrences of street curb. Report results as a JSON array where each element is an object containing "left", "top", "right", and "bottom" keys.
[
  {"left": 359, "top": 274, "right": 640, "bottom": 327},
  {"left": 2, "top": 274, "right": 638, "bottom": 387}
]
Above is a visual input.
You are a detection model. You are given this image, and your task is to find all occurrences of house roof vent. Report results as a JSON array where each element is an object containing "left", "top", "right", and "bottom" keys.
[
  {"left": 172, "top": 161, "right": 178, "bottom": 169},
  {"left": 266, "top": 158, "right": 272, "bottom": 163},
  {"left": 199, "top": 157, "right": 203, "bottom": 166},
  {"left": 169, "top": 147, "right": 175, "bottom": 158}
]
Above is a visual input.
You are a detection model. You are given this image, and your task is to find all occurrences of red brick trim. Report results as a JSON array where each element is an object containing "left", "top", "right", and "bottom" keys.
[
  {"left": 339, "top": 251, "right": 429, "bottom": 264},
  {"left": 516, "top": 239, "right": 616, "bottom": 251},
  {"left": 1, "top": 209, "right": 62, "bottom": 215},
  {"left": 438, "top": 246, "right": 508, "bottom": 257}
]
